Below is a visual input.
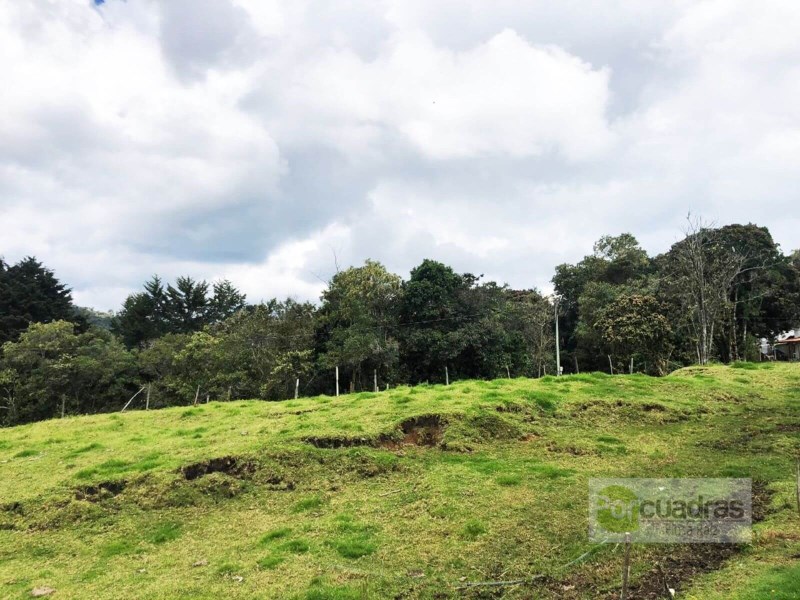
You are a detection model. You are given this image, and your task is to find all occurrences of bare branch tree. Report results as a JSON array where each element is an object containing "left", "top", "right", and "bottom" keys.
[{"left": 670, "top": 215, "right": 746, "bottom": 364}]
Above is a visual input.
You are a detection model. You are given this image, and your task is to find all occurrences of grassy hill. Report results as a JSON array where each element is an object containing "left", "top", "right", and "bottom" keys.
[{"left": 0, "top": 364, "right": 798, "bottom": 599}]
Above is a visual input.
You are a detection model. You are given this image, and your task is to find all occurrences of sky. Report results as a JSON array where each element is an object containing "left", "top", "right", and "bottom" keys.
[{"left": 1, "top": 0, "right": 799, "bottom": 311}]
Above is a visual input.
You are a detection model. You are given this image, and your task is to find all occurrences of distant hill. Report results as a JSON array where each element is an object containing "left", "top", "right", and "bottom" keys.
[{"left": 73, "top": 305, "right": 115, "bottom": 330}]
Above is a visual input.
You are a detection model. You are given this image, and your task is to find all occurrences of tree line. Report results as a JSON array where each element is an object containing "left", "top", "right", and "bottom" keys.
[{"left": 1, "top": 219, "right": 798, "bottom": 426}]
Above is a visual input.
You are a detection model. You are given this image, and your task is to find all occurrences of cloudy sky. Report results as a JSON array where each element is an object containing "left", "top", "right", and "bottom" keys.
[{"left": 1, "top": 1, "right": 799, "bottom": 310}]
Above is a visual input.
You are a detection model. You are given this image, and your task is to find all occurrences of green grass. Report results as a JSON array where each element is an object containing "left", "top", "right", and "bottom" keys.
[{"left": 0, "top": 364, "right": 798, "bottom": 598}]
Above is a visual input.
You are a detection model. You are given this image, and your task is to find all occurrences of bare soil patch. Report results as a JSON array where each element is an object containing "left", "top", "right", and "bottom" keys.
[{"left": 180, "top": 456, "right": 256, "bottom": 481}]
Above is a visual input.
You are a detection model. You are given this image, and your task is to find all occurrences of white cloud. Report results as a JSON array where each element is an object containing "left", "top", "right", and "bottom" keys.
[
  {"left": 259, "top": 28, "right": 613, "bottom": 161},
  {"left": 1, "top": 0, "right": 799, "bottom": 309}
]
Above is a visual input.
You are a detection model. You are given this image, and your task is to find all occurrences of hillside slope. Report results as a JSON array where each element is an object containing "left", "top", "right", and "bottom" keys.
[{"left": 0, "top": 364, "right": 799, "bottom": 599}]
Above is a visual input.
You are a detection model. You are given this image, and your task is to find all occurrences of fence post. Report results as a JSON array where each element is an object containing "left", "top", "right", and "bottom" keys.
[
  {"left": 445, "top": 366, "right": 449, "bottom": 386},
  {"left": 335, "top": 366, "right": 339, "bottom": 397},
  {"left": 621, "top": 532, "right": 632, "bottom": 600},
  {"left": 374, "top": 369, "right": 378, "bottom": 393},
  {"left": 295, "top": 378, "right": 300, "bottom": 400},
  {"left": 193, "top": 385, "right": 200, "bottom": 406},
  {"left": 145, "top": 384, "right": 151, "bottom": 411},
  {"left": 795, "top": 458, "right": 800, "bottom": 516}
]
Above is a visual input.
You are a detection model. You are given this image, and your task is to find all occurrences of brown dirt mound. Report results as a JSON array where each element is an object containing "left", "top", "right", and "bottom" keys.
[{"left": 180, "top": 456, "right": 256, "bottom": 481}]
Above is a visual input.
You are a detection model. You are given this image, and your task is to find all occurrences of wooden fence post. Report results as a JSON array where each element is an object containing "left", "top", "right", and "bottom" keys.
[
  {"left": 193, "top": 385, "right": 200, "bottom": 406},
  {"left": 445, "top": 366, "right": 449, "bottom": 386},
  {"left": 621, "top": 532, "right": 632, "bottom": 600},
  {"left": 145, "top": 384, "right": 151, "bottom": 411},
  {"left": 795, "top": 458, "right": 800, "bottom": 516},
  {"left": 335, "top": 366, "right": 339, "bottom": 397},
  {"left": 295, "top": 378, "right": 300, "bottom": 400}
]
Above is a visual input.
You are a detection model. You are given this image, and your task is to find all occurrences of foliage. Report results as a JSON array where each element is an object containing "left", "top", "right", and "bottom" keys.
[
  {"left": 0, "top": 321, "right": 137, "bottom": 425},
  {"left": 317, "top": 260, "right": 402, "bottom": 390},
  {"left": 596, "top": 294, "right": 674, "bottom": 375},
  {"left": 0, "top": 257, "right": 77, "bottom": 344},
  {"left": 113, "top": 276, "right": 246, "bottom": 348},
  {"left": 3, "top": 220, "right": 799, "bottom": 425}
]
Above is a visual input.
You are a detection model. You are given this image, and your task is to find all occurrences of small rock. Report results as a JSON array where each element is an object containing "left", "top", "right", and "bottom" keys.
[
  {"left": 192, "top": 560, "right": 208, "bottom": 567},
  {"left": 137, "top": 569, "right": 146, "bottom": 574},
  {"left": 31, "top": 588, "right": 55, "bottom": 598},
  {"left": 231, "top": 576, "right": 244, "bottom": 583},
  {"left": 240, "top": 431, "right": 249, "bottom": 436}
]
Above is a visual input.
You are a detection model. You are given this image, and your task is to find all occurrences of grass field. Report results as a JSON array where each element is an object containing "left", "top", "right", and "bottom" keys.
[{"left": 1, "top": 363, "right": 799, "bottom": 599}]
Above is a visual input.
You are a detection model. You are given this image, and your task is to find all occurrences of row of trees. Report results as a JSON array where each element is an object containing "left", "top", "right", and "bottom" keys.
[
  {"left": 1, "top": 220, "right": 798, "bottom": 426},
  {"left": 553, "top": 220, "right": 800, "bottom": 374}
]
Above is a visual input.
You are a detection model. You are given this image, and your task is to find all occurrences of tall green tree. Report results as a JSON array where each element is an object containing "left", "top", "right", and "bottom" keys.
[
  {"left": 317, "top": 260, "right": 402, "bottom": 391},
  {"left": 113, "top": 276, "right": 246, "bottom": 347},
  {"left": 398, "top": 260, "right": 522, "bottom": 382},
  {"left": 553, "top": 234, "right": 651, "bottom": 372},
  {"left": 596, "top": 294, "right": 674, "bottom": 375},
  {"left": 0, "top": 257, "right": 77, "bottom": 344}
]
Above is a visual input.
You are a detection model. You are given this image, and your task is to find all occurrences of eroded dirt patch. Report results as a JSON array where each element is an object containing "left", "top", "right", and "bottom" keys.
[
  {"left": 305, "top": 415, "right": 447, "bottom": 450},
  {"left": 303, "top": 435, "right": 375, "bottom": 449},
  {"left": 180, "top": 456, "right": 256, "bottom": 481},
  {"left": 394, "top": 414, "right": 446, "bottom": 447},
  {"left": 75, "top": 480, "right": 127, "bottom": 502}
]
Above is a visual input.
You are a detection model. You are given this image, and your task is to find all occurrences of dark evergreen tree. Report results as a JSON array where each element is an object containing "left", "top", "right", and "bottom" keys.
[{"left": 0, "top": 257, "right": 76, "bottom": 344}]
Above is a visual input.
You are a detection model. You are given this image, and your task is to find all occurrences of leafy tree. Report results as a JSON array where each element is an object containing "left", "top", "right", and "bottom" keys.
[
  {"left": 596, "top": 294, "right": 674, "bottom": 375},
  {"left": 0, "top": 257, "right": 76, "bottom": 344},
  {"left": 137, "top": 331, "right": 238, "bottom": 407},
  {"left": 398, "top": 260, "right": 521, "bottom": 382},
  {"left": 712, "top": 225, "right": 799, "bottom": 360},
  {"left": 318, "top": 260, "right": 402, "bottom": 391},
  {"left": 553, "top": 234, "right": 651, "bottom": 372},
  {"left": 214, "top": 299, "right": 316, "bottom": 400},
  {"left": 398, "top": 260, "right": 470, "bottom": 383},
  {"left": 0, "top": 321, "right": 137, "bottom": 425}
]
